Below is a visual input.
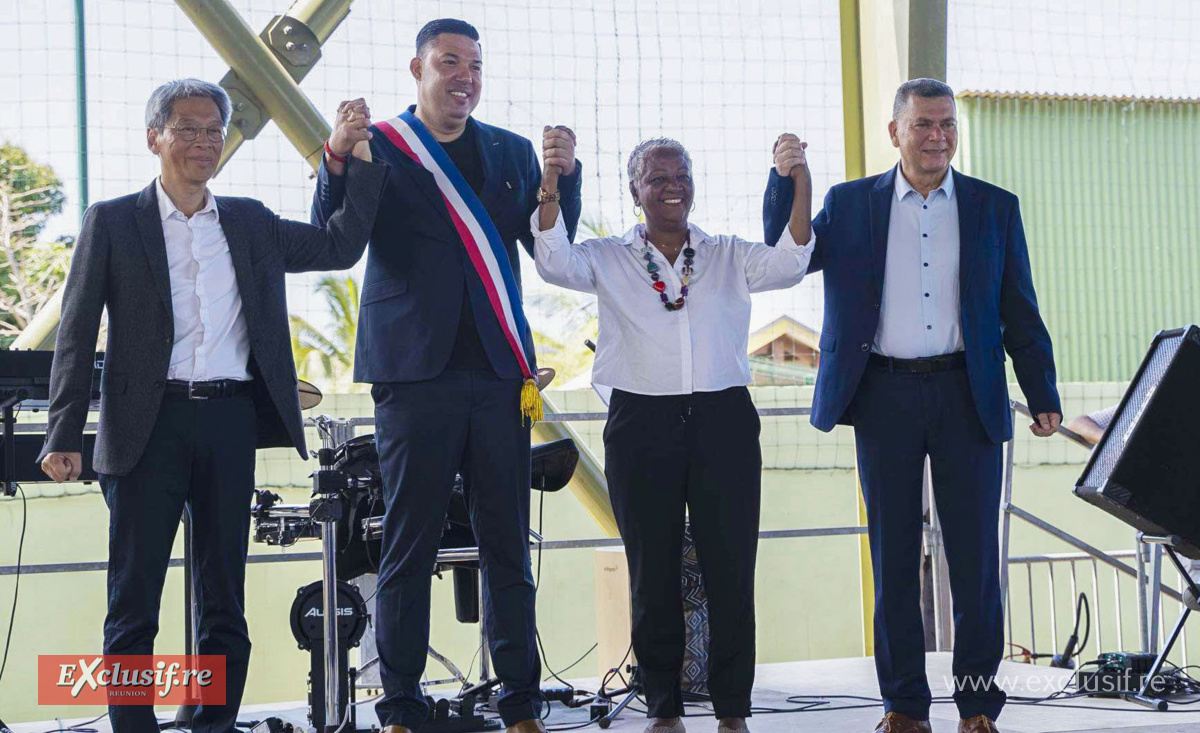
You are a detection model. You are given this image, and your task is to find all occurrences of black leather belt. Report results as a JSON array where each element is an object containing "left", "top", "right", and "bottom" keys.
[
  {"left": 868, "top": 352, "right": 967, "bottom": 374},
  {"left": 164, "top": 379, "right": 253, "bottom": 400}
]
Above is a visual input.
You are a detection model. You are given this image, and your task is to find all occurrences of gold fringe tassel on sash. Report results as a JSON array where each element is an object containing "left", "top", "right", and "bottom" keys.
[{"left": 521, "top": 378, "right": 544, "bottom": 424}]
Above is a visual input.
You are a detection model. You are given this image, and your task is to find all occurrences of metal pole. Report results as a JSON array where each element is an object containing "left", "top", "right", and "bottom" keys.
[
  {"left": 532, "top": 393, "right": 619, "bottom": 537},
  {"left": 286, "top": 0, "right": 353, "bottom": 41},
  {"left": 925, "top": 459, "right": 952, "bottom": 651},
  {"left": 210, "top": 0, "right": 354, "bottom": 172},
  {"left": 316, "top": 419, "right": 346, "bottom": 731},
  {"left": 73, "top": 0, "right": 88, "bottom": 223},
  {"left": 183, "top": 514, "right": 197, "bottom": 655},
  {"left": 1000, "top": 423, "right": 1016, "bottom": 650},
  {"left": 1137, "top": 537, "right": 1150, "bottom": 653},
  {"left": 175, "top": 513, "right": 199, "bottom": 727},
  {"left": 321, "top": 518, "right": 340, "bottom": 730},
  {"left": 838, "top": 0, "right": 866, "bottom": 181},
  {"left": 1149, "top": 544, "right": 1163, "bottom": 653},
  {"left": 174, "top": 0, "right": 333, "bottom": 171}
]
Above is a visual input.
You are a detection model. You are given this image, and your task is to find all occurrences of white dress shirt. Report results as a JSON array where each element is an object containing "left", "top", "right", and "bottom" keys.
[
  {"left": 533, "top": 211, "right": 814, "bottom": 396},
  {"left": 156, "top": 179, "right": 252, "bottom": 381},
  {"left": 873, "top": 165, "right": 964, "bottom": 359}
]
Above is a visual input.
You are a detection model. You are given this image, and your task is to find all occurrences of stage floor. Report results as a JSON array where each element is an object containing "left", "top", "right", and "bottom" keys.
[{"left": 17, "top": 653, "right": 1200, "bottom": 733}]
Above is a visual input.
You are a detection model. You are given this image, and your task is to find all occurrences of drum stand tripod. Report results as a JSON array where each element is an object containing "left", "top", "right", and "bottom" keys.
[
  {"left": 174, "top": 419, "right": 359, "bottom": 732},
  {"left": 312, "top": 417, "right": 357, "bottom": 732},
  {"left": 1124, "top": 534, "right": 1200, "bottom": 711}
]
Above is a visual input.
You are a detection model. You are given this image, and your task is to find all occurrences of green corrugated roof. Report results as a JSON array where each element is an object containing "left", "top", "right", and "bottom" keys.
[{"left": 957, "top": 92, "right": 1200, "bottom": 382}]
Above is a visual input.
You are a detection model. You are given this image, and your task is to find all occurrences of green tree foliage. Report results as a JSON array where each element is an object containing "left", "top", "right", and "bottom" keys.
[
  {"left": 289, "top": 274, "right": 362, "bottom": 392},
  {"left": 0, "top": 143, "right": 73, "bottom": 346}
]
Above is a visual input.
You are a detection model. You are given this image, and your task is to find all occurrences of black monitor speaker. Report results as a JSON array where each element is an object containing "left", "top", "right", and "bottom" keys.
[{"left": 1075, "top": 326, "right": 1200, "bottom": 559}]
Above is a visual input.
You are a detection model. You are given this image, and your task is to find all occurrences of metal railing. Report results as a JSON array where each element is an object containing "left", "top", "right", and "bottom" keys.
[
  {"left": 1005, "top": 549, "right": 1192, "bottom": 666},
  {"left": 999, "top": 401, "right": 1192, "bottom": 666},
  {"left": 6, "top": 398, "right": 1185, "bottom": 672},
  {"left": 1, "top": 405, "right": 871, "bottom": 581}
]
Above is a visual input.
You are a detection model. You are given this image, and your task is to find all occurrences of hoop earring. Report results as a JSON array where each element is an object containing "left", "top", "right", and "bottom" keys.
[
  {"left": 690, "top": 200, "right": 696, "bottom": 212},
  {"left": 633, "top": 202, "right": 642, "bottom": 218}
]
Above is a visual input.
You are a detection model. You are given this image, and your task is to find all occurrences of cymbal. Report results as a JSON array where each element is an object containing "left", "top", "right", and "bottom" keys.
[
  {"left": 536, "top": 367, "right": 556, "bottom": 392},
  {"left": 298, "top": 379, "right": 323, "bottom": 410}
]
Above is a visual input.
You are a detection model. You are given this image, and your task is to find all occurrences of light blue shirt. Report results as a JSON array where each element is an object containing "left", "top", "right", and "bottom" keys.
[{"left": 873, "top": 165, "right": 965, "bottom": 359}]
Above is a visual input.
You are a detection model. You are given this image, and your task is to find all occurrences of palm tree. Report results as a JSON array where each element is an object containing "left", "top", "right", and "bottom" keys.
[{"left": 289, "top": 274, "right": 360, "bottom": 391}]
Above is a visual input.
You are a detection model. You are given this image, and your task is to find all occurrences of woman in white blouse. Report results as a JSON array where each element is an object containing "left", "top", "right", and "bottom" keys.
[{"left": 532, "top": 135, "right": 814, "bottom": 733}]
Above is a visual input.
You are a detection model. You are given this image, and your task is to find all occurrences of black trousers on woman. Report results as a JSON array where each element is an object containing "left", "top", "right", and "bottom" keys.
[{"left": 603, "top": 386, "right": 762, "bottom": 720}]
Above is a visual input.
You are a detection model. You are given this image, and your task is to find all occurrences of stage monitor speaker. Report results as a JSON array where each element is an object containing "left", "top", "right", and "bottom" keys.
[{"left": 1075, "top": 326, "right": 1200, "bottom": 559}]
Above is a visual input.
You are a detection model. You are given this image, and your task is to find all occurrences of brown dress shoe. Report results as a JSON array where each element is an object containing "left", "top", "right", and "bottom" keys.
[
  {"left": 381, "top": 727, "right": 412, "bottom": 733},
  {"left": 874, "top": 712, "right": 933, "bottom": 733},
  {"left": 643, "top": 718, "right": 686, "bottom": 733},
  {"left": 958, "top": 715, "right": 999, "bottom": 733},
  {"left": 506, "top": 719, "right": 548, "bottom": 733}
]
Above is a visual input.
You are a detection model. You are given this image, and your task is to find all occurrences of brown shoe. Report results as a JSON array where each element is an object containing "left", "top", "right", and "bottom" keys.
[
  {"left": 874, "top": 712, "right": 932, "bottom": 733},
  {"left": 506, "top": 719, "right": 548, "bottom": 733},
  {"left": 381, "top": 727, "right": 412, "bottom": 733},
  {"left": 643, "top": 719, "right": 686, "bottom": 733},
  {"left": 958, "top": 715, "right": 999, "bottom": 733},
  {"left": 717, "top": 718, "right": 748, "bottom": 732}
]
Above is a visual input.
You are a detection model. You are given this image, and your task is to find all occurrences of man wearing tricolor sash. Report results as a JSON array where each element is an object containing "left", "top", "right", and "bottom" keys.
[{"left": 311, "top": 18, "right": 582, "bottom": 733}]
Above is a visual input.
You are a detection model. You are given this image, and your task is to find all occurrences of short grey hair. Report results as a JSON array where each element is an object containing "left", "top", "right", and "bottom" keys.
[
  {"left": 892, "top": 78, "right": 955, "bottom": 119},
  {"left": 627, "top": 138, "right": 693, "bottom": 188},
  {"left": 145, "top": 78, "right": 232, "bottom": 129}
]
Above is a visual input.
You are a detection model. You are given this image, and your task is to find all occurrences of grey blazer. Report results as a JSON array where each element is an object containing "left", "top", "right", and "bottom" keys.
[{"left": 40, "top": 158, "right": 387, "bottom": 476}]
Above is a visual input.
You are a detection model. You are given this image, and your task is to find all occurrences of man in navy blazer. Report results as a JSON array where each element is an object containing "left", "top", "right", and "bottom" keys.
[
  {"left": 311, "top": 18, "right": 580, "bottom": 733},
  {"left": 764, "top": 79, "right": 1061, "bottom": 733}
]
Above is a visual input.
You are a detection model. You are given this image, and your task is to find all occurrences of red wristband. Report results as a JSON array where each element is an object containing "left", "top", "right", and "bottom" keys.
[{"left": 324, "top": 139, "right": 347, "bottom": 164}]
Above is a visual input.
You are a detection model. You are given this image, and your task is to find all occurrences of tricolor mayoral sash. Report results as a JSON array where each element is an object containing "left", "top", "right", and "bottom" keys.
[{"left": 374, "top": 110, "right": 543, "bottom": 422}]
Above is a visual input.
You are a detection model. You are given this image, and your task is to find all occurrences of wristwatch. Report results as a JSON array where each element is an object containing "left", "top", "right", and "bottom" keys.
[{"left": 536, "top": 188, "right": 561, "bottom": 204}]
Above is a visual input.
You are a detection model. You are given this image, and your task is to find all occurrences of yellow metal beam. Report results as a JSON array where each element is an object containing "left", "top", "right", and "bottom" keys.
[
  {"left": 856, "top": 0, "right": 948, "bottom": 174},
  {"left": 534, "top": 395, "right": 619, "bottom": 538},
  {"left": 15, "top": 1, "right": 352, "bottom": 348},
  {"left": 840, "top": 0, "right": 875, "bottom": 660},
  {"left": 175, "top": 0, "right": 340, "bottom": 171},
  {"left": 212, "top": 0, "right": 353, "bottom": 172},
  {"left": 9, "top": 289, "right": 63, "bottom": 350},
  {"left": 839, "top": 0, "right": 866, "bottom": 182},
  {"left": 285, "top": 0, "right": 352, "bottom": 43},
  {"left": 839, "top": 0, "right": 948, "bottom": 658}
]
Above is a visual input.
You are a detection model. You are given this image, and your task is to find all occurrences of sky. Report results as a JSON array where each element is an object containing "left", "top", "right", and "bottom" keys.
[{"left": 1, "top": 0, "right": 1197, "bottom": 354}]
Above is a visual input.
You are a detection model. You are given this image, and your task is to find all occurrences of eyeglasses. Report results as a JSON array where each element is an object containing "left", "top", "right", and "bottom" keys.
[{"left": 163, "top": 125, "right": 226, "bottom": 143}]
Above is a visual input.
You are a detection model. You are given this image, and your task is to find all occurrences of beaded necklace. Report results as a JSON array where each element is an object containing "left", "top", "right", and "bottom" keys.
[{"left": 640, "top": 231, "right": 695, "bottom": 312}]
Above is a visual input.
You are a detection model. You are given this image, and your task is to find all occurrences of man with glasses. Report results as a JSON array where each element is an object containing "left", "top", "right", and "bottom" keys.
[
  {"left": 39, "top": 78, "right": 386, "bottom": 732},
  {"left": 764, "top": 78, "right": 1061, "bottom": 733}
]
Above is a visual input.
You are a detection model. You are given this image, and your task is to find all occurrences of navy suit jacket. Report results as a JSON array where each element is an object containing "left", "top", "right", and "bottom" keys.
[
  {"left": 312, "top": 110, "right": 582, "bottom": 383},
  {"left": 763, "top": 166, "right": 1060, "bottom": 444}
]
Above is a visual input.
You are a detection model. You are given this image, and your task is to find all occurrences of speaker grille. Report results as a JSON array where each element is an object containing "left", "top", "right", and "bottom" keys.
[{"left": 1080, "top": 330, "right": 1184, "bottom": 488}]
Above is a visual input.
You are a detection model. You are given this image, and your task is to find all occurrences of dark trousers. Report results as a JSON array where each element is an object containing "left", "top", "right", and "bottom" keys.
[
  {"left": 372, "top": 370, "right": 539, "bottom": 730},
  {"left": 850, "top": 365, "right": 1006, "bottom": 721},
  {"left": 98, "top": 393, "right": 257, "bottom": 733},
  {"left": 603, "top": 386, "right": 761, "bottom": 720}
]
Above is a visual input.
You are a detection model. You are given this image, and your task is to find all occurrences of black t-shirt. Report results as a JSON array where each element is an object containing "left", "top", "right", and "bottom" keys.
[{"left": 440, "top": 126, "right": 492, "bottom": 371}]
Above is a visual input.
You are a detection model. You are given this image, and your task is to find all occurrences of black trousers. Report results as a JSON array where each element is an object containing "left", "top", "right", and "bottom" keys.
[
  {"left": 372, "top": 370, "right": 540, "bottom": 730},
  {"left": 603, "top": 386, "right": 762, "bottom": 719},
  {"left": 98, "top": 392, "right": 257, "bottom": 733}
]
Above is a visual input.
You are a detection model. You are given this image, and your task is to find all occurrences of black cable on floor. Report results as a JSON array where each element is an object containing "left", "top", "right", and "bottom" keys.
[{"left": 0, "top": 484, "right": 27, "bottom": 700}]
